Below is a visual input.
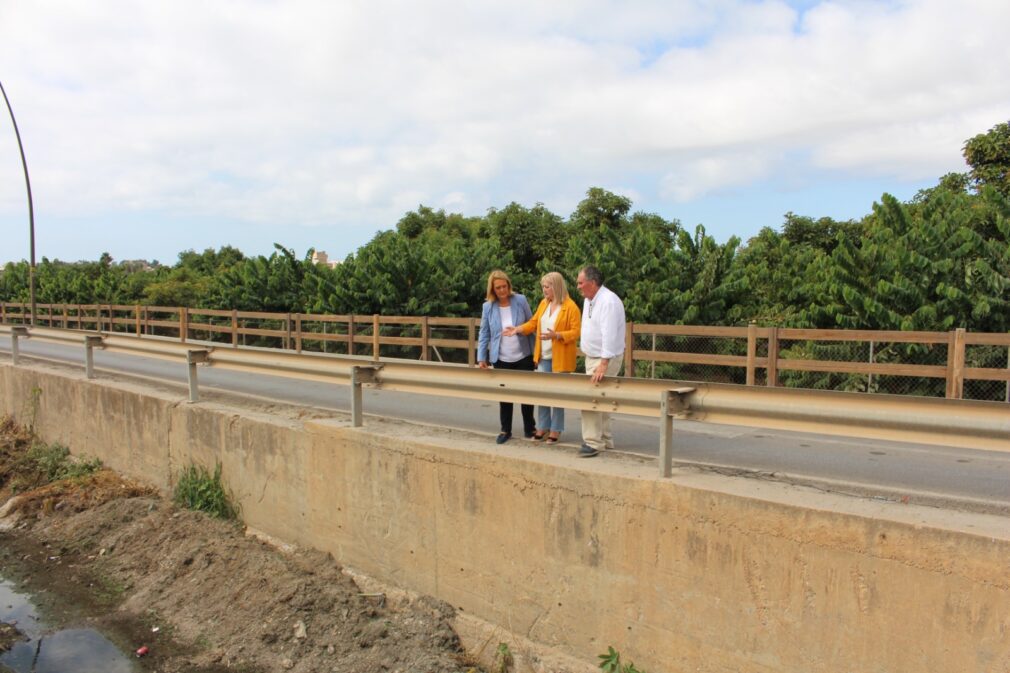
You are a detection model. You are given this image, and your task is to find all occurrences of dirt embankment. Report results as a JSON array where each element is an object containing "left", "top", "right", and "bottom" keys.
[{"left": 0, "top": 419, "right": 482, "bottom": 673}]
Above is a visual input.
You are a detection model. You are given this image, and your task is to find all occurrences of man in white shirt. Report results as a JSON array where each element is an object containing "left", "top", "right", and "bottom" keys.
[{"left": 576, "top": 265, "right": 626, "bottom": 457}]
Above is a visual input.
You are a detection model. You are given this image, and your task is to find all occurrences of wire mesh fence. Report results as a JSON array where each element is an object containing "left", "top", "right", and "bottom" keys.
[
  {"left": 629, "top": 326, "right": 1010, "bottom": 403},
  {"left": 964, "top": 344, "right": 1010, "bottom": 402},
  {"left": 631, "top": 332, "right": 748, "bottom": 385},
  {"left": 775, "top": 338, "right": 948, "bottom": 397}
]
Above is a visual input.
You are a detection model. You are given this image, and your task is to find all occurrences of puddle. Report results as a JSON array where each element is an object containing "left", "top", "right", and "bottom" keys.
[{"left": 0, "top": 579, "right": 138, "bottom": 673}]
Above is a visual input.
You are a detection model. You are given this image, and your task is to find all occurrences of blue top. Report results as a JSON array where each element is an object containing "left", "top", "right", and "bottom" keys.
[{"left": 477, "top": 294, "right": 535, "bottom": 364}]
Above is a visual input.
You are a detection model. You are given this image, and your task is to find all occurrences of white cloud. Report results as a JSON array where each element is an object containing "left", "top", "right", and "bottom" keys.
[
  {"left": 660, "top": 152, "right": 777, "bottom": 202},
  {"left": 1, "top": 0, "right": 1009, "bottom": 260}
]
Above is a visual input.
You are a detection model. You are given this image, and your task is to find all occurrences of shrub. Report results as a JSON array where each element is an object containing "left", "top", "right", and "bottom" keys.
[
  {"left": 8, "top": 440, "right": 103, "bottom": 493},
  {"left": 173, "top": 462, "right": 239, "bottom": 520}
]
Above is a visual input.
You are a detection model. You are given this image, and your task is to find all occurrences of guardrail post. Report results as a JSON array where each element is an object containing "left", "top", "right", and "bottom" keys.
[
  {"left": 658, "top": 388, "right": 693, "bottom": 478},
  {"left": 659, "top": 391, "right": 674, "bottom": 477},
  {"left": 186, "top": 350, "right": 210, "bottom": 403},
  {"left": 1, "top": 303, "right": 5, "bottom": 325},
  {"left": 295, "top": 314, "right": 303, "bottom": 353},
  {"left": 10, "top": 326, "right": 28, "bottom": 365},
  {"left": 84, "top": 335, "right": 104, "bottom": 379},
  {"left": 135, "top": 305, "right": 141, "bottom": 336},
  {"left": 285, "top": 313, "right": 293, "bottom": 350},
  {"left": 372, "top": 314, "right": 380, "bottom": 361},
  {"left": 746, "top": 322, "right": 757, "bottom": 386},
  {"left": 231, "top": 310, "right": 238, "bottom": 347},
  {"left": 348, "top": 315, "right": 356, "bottom": 356},
  {"left": 350, "top": 365, "right": 382, "bottom": 427}
]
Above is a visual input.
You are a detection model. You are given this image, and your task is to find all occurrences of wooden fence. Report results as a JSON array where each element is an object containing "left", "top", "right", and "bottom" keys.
[{"left": 3, "top": 302, "right": 1009, "bottom": 401}]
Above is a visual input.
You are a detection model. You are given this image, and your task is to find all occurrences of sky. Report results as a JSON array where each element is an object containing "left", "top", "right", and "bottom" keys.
[{"left": 1, "top": 0, "right": 1009, "bottom": 266}]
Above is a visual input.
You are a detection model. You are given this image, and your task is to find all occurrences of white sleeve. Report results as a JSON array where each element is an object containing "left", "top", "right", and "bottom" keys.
[{"left": 598, "top": 297, "right": 626, "bottom": 359}]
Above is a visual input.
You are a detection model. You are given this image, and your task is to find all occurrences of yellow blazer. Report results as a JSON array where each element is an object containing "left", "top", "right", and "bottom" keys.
[{"left": 517, "top": 297, "right": 582, "bottom": 372}]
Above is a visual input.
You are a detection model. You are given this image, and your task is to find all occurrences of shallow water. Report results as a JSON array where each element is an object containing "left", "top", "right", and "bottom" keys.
[{"left": 0, "top": 579, "right": 138, "bottom": 673}]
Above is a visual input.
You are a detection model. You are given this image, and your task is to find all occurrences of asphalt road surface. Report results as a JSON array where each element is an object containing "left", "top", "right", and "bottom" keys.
[{"left": 3, "top": 338, "right": 1009, "bottom": 514}]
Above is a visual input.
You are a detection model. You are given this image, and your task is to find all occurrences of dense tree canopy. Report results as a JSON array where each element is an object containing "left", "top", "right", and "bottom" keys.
[
  {"left": 3, "top": 123, "right": 1010, "bottom": 335},
  {"left": 964, "top": 120, "right": 1010, "bottom": 196}
]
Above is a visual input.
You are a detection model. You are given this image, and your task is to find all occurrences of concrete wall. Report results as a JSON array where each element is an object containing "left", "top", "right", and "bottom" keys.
[{"left": 2, "top": 361, "right": 1009, "bottom": 673}]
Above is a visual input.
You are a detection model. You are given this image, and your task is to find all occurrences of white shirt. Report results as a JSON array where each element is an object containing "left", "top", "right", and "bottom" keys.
[
  {"left": 580, "top": 285, "right": 625, "bottom": 359},
  {"left": 498, "top": 305, "right": 524, "bottom": 363},
  {"left": 540, "top": 304, "right": 560, "bottom": 360}
]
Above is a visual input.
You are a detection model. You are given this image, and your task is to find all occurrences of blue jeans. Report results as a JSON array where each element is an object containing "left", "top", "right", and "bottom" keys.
[{"left": 536, "top": 358, "right": 565, "bottom": 433}]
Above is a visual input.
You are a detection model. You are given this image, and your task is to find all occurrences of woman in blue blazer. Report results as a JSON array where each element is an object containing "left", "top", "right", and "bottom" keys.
[{"left": 477, "top": 269, "right": 536, "bottom": 444}]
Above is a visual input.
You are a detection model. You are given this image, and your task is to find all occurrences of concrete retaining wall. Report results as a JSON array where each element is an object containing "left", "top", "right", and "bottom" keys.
[{"left": 2, "top": 361, "right": 1008, "bottom": 673}]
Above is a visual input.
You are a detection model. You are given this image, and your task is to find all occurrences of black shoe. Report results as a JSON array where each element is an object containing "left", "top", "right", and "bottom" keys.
[
  {"left": 578, "top": 443, "right": 600, "bottom": 458},
  {"left": 495, "top": 432, "right": 512, "bottom": 445}
]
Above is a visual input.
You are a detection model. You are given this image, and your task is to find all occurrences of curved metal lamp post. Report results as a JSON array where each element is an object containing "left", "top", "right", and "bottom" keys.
[{"left": 0, "top": 78, "right": 36, "bottom": 325}]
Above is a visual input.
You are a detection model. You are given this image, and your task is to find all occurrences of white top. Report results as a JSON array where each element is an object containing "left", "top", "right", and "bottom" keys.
[
  {"left": 498, "top": 305, "right": 524, "bottom": 363},
  {"left": 540, "top": 304, "right": 560, "bottom": 360},
  {"left": 580, "top": 285, "right": 626, "bottom": 359}
]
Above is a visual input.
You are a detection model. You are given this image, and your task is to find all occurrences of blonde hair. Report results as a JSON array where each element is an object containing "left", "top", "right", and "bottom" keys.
[
  {"left": 540, "top": 271, "right": 569, "bottom": 304},
  {"left": 485, "top": 269, "right": 513, "bottom": 302}
]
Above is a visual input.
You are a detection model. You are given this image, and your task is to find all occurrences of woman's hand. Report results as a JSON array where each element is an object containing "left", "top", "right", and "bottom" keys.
[
  {"left": 542, "top": 328, "right": 558, "bottom": 341},
  {"left": 502, "top": 326, "right": 517, "bottom": 337},
  {"left": 478, "top": 360, "right": 490, "bottom": 369}
]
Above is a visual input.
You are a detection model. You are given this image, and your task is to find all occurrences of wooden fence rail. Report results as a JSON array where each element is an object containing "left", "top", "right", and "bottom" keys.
[{"left": 3, "top": 302, "right": 1009, "bottom": 401}]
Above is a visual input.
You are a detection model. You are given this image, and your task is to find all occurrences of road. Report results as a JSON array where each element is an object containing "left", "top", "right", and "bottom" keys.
[{"left": 3, "top": 338, "right": 1009, "bottom": 514}]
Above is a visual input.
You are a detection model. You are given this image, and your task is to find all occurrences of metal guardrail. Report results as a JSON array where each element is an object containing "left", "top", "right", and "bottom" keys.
[{"left": 4, "top": 326, "right": 1009, "bottom": 478}]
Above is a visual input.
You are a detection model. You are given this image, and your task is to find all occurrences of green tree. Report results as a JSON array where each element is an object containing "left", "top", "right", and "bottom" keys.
[
  {"left": 805, "top": 189, "right": 1010, "bottom": 333},
  {"left": 485, "top": 202, "right": 567, "bottom": 276},
  {"left": 781, "top": 212, "right": 859, "bottom": 254},
  {"left": 569, "top": 187, "right": 632, "bottom": 230},
  {"left": 963, "top": 120, "right": 1010, "bottom": 195},
  {"left": 726, "top": 227, "right": 820, "bottom": 326},
  {"left": 320, "top": 229, "right": 506, "bottom": 317},
  {"left": 206, "top": 244, "right": 313, "bottom": 312},
  {"left": 561, "top": 191, "right": 742, "bottom": 326},
  {"left": 142, "top": 267, "right": 211, "bottom": 307},
  {"left": 668, "top": 224, "right": 742, "bottom": 325},
  {"left": 177, "top": 246, "right": 245, "bottom": 275},
  {"left": 395, "top": 206, "right": 480, "bottom": 241}
]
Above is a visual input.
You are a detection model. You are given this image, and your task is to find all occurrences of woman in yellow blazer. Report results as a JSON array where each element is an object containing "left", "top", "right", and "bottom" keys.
[{"left": 503, "top": 271, "right": 581, "bottom": 443}]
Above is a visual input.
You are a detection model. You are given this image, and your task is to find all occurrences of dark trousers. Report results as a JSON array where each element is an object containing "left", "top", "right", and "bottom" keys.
[{"left": 493, "top": 355, "right": 536, "bottom": 436}]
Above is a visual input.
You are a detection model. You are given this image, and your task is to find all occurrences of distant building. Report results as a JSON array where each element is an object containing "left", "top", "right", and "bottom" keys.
[{"left": 312, "top": 251, "right": 340, "bottom": 269}]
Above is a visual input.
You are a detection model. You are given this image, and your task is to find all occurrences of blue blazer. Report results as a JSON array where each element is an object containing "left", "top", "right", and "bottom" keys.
[{"left": 477, "top": 294, "right": 535, "bottom": 364}]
